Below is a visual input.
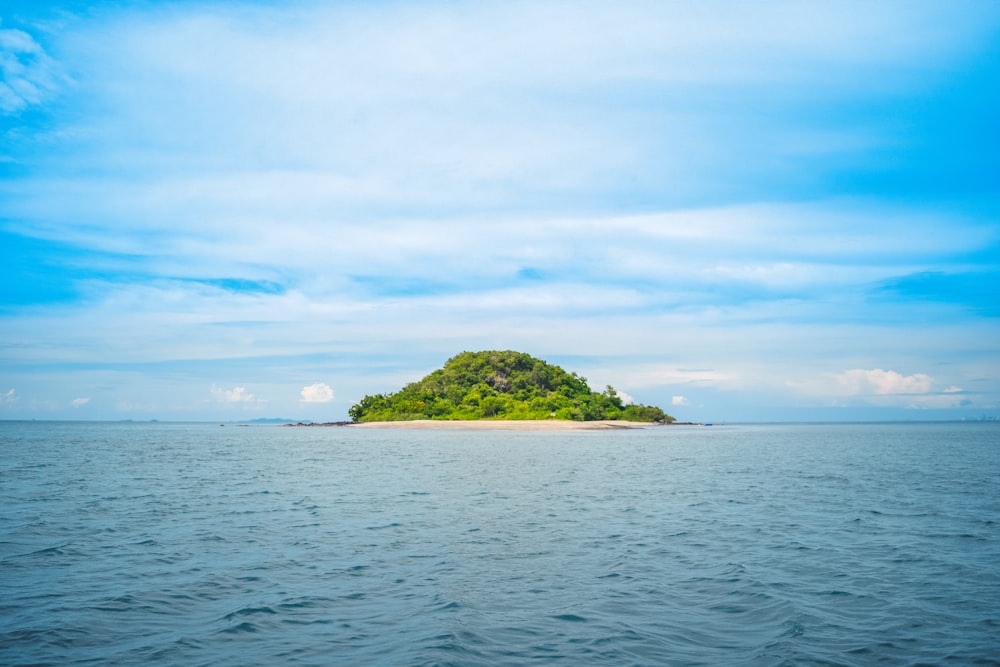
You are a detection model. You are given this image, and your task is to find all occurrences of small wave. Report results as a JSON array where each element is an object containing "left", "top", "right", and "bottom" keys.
[
  {"left": 551, "top": 613, "right": 588, "bottom": 622},
  {"left": 1, "top": 625, "right": 91, "bottom": 649},
  {"left": 366, "top": 522, "right": 402, "bottom": 530},
  {"left": 222, "top": 606, "right": 277, "bottom": 621},
  {"left": 276, "top": 596, "right": 332, "bottom": 610},
  {"left": 219, "top": 621, "right": 258, "bottom": 634},
  {"left": 16, "top": 543, "right": 74, "bottom": 559}
]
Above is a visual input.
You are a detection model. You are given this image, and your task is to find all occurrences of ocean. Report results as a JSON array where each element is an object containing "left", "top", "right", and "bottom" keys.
[{"left": 1, "top": 421, "right": 998, "bottom": 666}]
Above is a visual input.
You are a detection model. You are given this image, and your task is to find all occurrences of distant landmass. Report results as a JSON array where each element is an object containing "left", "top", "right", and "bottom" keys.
[
  {"left": 348, "top": 350, "right": 673, "bottom": 423},
  {"left": 244, "top": 417, "right": 303, "bottom": 424}
]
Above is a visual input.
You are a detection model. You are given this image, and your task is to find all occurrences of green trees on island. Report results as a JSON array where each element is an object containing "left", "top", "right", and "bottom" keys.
[{"left": 348, "top": 350, "right": 673, "bottom": 423}]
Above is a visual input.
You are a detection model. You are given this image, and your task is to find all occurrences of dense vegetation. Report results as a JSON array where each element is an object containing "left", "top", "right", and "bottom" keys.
[{"left": 348, "top": 350, "right": 673, "bottom": 423}]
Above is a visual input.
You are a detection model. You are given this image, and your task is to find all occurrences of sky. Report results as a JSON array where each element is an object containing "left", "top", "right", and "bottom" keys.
[{"left": 1, "top": 0, "right": 999, "bottom": 422}]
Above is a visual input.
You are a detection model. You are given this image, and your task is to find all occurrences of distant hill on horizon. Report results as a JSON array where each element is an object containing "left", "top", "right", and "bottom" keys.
[{"left": 348, "top": 350, "right": 673, "bottom": 423}]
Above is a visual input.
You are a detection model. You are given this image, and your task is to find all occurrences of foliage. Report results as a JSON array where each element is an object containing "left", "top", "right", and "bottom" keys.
[{"left": 348, "top": 350, "right": 674, "bottom": 423}]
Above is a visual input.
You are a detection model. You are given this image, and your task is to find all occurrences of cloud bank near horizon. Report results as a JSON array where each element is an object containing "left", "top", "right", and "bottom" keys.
[{"left": 1, "top": 0, "right": 998, "bottom": 421}]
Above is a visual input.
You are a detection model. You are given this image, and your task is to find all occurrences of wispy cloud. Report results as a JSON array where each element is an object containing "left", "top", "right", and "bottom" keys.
[
  {"left": 210, "top": 385, "right": 257, "bottom": 404},
  {"left": 71, "top": 397, "right": 90, "bottom": 407},
  {"left": 0, "top": 24, "right": 63, "bottom": 113}
]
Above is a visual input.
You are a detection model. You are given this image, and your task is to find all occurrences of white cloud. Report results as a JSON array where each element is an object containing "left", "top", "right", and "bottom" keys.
[
  {"left": 625, "top": 367, "right": 741, "bottom": 390},
  {"left": 71, "top": 397, "right": 90, "bottom": 408},
  {"left": 1, "top": 388, "right": 15, "bottom": 404},
  {"left": 615, "top": 390, "right": 635, "bottom": 405},
  {"left": 300, "top": 382, "right": 334, "bottom": 403},
  {"left": 672, "top": 396, "right": 690, "bottom": 406},
  {"left": 211, "top": 384, "right": 256, "bottom": 403},
  {"left": 835, "top": 368, "right": 933, "bottom": 395}
]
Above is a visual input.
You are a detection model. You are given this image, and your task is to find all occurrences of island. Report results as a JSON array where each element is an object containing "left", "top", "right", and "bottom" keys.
[{"left": 347, "top": 350, "right": 674, "bottom": 425}]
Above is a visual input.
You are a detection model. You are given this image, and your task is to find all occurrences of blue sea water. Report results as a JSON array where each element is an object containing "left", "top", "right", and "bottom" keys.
[{"left": 1, "top": 421, "right": 998, "bottom": 666}]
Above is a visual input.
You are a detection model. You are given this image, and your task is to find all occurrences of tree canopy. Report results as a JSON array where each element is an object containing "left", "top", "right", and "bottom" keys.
[{"left": 348, "top": 350, "right": 673, "bottom": 423}]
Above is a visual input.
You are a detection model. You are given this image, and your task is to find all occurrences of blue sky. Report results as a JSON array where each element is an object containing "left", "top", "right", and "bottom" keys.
[{"left": 2, "top": 0, "right": 998, "bottom": 422}]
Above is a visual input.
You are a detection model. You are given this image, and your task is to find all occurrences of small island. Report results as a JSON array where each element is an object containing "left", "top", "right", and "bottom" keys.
[{"left": 348, "top": 350, "right": 673, "bottom": 424}]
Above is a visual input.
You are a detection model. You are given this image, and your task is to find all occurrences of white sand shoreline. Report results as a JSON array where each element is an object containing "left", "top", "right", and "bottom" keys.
[{"left": 349, "top": 419, "right": 660, "bottom": 430}]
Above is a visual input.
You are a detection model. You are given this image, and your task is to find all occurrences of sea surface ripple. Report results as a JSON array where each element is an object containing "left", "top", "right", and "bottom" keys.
[{"left": 2, "top": 421, "right": 998, "bottom": 665}]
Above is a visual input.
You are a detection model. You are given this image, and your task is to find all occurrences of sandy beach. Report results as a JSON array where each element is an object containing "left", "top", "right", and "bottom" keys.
[{"left": 349, "top": 419, "right": 658, "bottom": 430}]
